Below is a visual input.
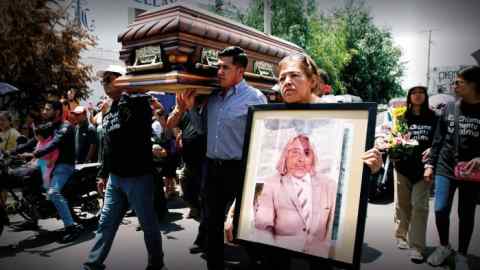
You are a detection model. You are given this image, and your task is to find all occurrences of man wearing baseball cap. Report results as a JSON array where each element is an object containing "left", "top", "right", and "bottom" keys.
[
  {"left": 71, "top": 106, "right": 97, "bottom": 164},
  {"left": 83, "top": 65, "right": 168, "bottom": 270}
]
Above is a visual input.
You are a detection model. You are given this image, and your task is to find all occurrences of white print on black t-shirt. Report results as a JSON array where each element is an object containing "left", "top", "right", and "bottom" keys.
[
  {"left": 409, "top": 124, "right": 433, "bottom": 142},
  {"left": 446, "top": 114, "right": 480, "bottom": 138},
  {"left": 103, "top": 110, "right": 121, "bottom": 134}
]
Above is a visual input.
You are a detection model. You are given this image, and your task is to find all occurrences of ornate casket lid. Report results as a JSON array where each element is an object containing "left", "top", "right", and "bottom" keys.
[
  {"left": 118, "top": 3, "right": 302, "bottom": 58},
  {"left": 115, "top": 3, "right": 303, "bottom": 94}
]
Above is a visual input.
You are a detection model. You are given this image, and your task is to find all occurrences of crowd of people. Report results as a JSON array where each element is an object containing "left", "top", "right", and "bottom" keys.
[{"left": 1, "top": 45, "right": 479, "bottom": 270}]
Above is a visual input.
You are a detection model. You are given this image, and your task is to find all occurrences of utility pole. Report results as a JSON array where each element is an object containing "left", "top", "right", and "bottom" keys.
[
  {"left": 426, "top": 30, "right": 432, "bottom": 88},
  {"left": 263, "top": 0, "right": 271, "bottom": 35},
  {"left": 420, "top": 29, "right": 438, "bottom": 88}
]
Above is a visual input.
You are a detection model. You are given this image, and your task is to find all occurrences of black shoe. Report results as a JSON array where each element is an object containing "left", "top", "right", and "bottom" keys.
[
  {"left": 59, "top": 224, "right": 83, "bottom": 243},
  {"left": 189, "top": 244, "right": 204, "bottom": 254},
  {"left": 11, "top": 220, "right": 39, "bottom": 231}
]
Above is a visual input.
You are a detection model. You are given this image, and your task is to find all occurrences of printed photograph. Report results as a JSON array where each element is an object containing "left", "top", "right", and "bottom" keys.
[{"left": 235, "top": 106, "right": 374, "bottom": 267}]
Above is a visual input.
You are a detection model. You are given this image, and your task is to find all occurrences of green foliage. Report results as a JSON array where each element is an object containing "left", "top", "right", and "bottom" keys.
[
  {"left": 306, "top": 15, "right": 351, "bottom": 94},
  {"left": 0, "top": 0, "right": 96, "bottom": 114},
  {"left": 244, "top": 0, "right": 309, "bottom": 48},
  {"left": 207, "top": 0, "right": 245, "bottom": 23},
  {"left": 336, "top": 5, "right": 404, "bottom": 103},
  {"left": 210, "top": 0, "right": 405, "bottom": 103}
]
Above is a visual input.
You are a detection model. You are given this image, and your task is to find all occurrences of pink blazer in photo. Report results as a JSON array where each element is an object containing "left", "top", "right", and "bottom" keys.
[{"left": 254, "top": 173, "right": 338, "bottom": 257}]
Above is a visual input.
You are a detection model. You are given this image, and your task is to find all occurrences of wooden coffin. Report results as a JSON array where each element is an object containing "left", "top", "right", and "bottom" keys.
[{"left": 114, "top": 3, "right": 303, "bottom": 94}]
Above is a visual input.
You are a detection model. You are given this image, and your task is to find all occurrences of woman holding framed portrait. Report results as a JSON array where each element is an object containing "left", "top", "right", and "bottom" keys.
[{"left": 225, "top": 53, "right": 383, "bottom": 270}]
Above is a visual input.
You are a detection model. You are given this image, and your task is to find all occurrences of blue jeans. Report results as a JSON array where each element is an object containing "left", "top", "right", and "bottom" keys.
[
  {"left": 434, "top": 175, "right": 479, "bottom": 253},
  {"left": 83, "top": 173, "right": 164, "bottom": 270},
  {"left": 48, "top": 163, "right": 75, "bottom": 227}
]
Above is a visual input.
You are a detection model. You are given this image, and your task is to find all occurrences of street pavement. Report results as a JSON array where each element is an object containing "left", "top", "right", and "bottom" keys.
[{"left": 0, "top": 193, "right": 479, "bottom": 270}]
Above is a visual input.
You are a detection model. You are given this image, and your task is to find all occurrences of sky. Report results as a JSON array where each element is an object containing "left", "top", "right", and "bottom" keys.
[{"left": 316, "top": 0, "right": 480, "bottom": 89}]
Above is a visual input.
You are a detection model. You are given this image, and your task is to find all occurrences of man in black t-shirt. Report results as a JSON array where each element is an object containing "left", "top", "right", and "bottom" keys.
[{"left": 71, "top": 106, "right": 98, "bottom": 164}]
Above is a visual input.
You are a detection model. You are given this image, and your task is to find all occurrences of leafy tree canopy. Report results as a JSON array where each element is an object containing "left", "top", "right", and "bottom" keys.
[
  {"left": 0, "top": 0, "right": 96, "bottom": 115},
  {"left": 222, "top": 0, "right": 405, "bottom": 103}
]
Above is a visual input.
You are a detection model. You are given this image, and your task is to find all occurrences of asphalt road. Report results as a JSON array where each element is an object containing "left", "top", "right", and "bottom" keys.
[{"left": 0, "top": 194, "right": 479, "bottom": 270}]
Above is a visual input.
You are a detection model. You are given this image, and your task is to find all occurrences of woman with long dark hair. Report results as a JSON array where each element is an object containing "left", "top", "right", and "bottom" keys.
[
  {"left": 426, "top": 66, "right": 480, "bottom": 270},
  {"left": 392, "top": 86, "right": 437, "bottom": 263}
]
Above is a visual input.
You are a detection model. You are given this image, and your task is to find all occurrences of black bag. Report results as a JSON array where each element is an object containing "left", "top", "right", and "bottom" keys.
[{"left": 369, "top": 155, "right": 394, "bottom": 204}]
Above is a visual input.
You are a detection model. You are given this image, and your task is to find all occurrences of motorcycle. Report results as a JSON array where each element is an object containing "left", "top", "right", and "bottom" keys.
[{"left": 0, "top": 150, "right": 102, "bottom": 234}]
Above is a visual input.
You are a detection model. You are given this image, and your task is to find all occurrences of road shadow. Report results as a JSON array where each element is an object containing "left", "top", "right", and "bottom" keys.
[
  {"left": 0, "top": 225, "right": 95, "bottom": 259},
  {"left": 360, "top": 243, "right": 382, "bottom": 263},
  {"left": 159, "top": 211, "right": 184, "bottom": 234},
  {"left": 167, "top": 198, "right": 188, "bottom": 210}
]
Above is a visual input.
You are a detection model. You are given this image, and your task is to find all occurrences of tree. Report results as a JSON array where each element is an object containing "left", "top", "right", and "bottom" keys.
[
  {"left": 207, "top": 0, "right": 244, "bottom": 23},
  {"left": 0, "top": 0, "right": 96, "bottom": 115},
  {"left": 337, "top": 3, "right": 404, "bottom": 102},
  {"left": 212, "top": 0, "right": 404, "bottom": 102},
  {"left": 244, "top": 0, "right": 309, "bottom": 48},
  {"left": 306, "top": 15, "right": 351, "bottom": 94}
]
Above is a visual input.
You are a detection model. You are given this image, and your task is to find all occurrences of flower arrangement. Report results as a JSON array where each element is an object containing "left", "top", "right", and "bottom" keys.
[{"left": 385, "top": 106, "right": 418, "bottom": 159}]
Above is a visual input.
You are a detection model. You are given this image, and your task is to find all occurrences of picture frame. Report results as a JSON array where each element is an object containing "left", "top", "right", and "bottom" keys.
[{"left": 233, "top": 103, "right": 377, "bottom": 270}]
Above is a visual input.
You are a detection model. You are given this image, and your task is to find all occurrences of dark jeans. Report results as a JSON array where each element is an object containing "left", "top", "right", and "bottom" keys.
[
  {"left": 181, "top": 138, "right": 206, "bottom": 210},
  {"left": 205, "top": 158, "right": 242, "bottom": 270},
  {"left": 181, "top": 161, "right": 203, "bottom": 210},
  {"left": 193, "top": 160, "right": 208, "bottom": 248},
  {"left": 153, "top": 167, "right": 168, "bottom": 221},
  {"left": 434, "top": 175, "right": 479, "bottom": 254}
]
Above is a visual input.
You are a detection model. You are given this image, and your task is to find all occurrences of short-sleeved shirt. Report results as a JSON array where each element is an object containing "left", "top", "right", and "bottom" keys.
[
  {"left": 75, "top": 121, "right": 98, "bottom": 163},
  {"left": 179, "top": 107, "right": 205, "bottom": 142}
]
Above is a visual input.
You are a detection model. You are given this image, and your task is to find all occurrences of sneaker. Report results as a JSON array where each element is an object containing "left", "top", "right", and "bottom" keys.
[
  {"left": 455, "top": 254, "right": 470, "bottom": 270},
  {"left": 396, "top": 238, "right": 409, "bottom": 249},
  {"left": 409, "top": 249, "right": 424, "bottom": 264},
  {"left": 11, "top": 220, "right": 39, "bottom": 231},
  {"left": 59, "top": 224, "right": 83, "bottom": 243},
  {"left": 427, "top": 245, "right": 453, "bottom": 266}
]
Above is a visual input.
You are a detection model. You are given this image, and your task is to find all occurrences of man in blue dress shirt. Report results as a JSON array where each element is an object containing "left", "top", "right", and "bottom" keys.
[{"left": 169, "top": 46, "right": 267, "bottom": 270}]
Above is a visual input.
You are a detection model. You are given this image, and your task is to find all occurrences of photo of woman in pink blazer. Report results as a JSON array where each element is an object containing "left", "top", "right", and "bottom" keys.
[{"left": 254, "top": 133, "right": 338, "bottom": 257}]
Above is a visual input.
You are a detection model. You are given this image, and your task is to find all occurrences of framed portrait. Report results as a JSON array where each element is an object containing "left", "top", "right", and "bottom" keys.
[{"left": 233, "top": 103, "right": 377, "bottom": 270}]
